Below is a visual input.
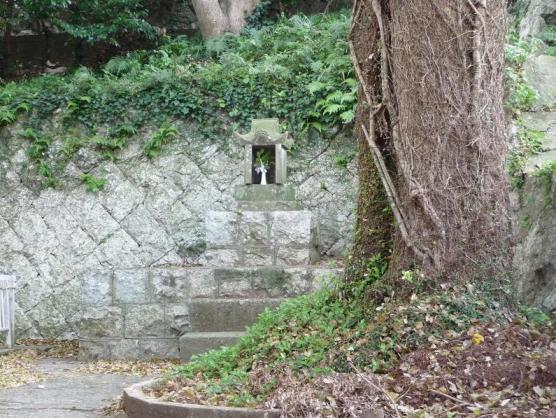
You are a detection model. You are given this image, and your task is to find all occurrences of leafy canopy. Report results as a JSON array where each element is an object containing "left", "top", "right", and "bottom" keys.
[{"left": 1, "top": 0, "right": 156, "bottom": 45}]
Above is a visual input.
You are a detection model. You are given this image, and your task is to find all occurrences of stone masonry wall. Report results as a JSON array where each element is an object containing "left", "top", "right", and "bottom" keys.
[
  {"left": 78, "top": 265, "right": 341, "bottom": 359},
  {"left": 0, "top": 125, "right": 357, "bottom": 339}
]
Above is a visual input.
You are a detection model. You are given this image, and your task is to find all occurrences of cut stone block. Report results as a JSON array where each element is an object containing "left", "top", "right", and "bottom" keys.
[
  {"left": 79, "top": 338, "right": 179, "bottom": 361},
  {"left": 234, "top": 184, "right": 296, "bottom": 202},
  {"left": 113, "top": 270, "right": 149, "bottom": 304},
  {"left": 125, "top": 304, "right": 166, "bottom": 338},
  {"left": 205, "top": 211, "right": 239, "bottom": 248},
  {"left": 214, "top": 268, "right": 254, "bottom": 298},
  {"left": 164, "top": 304, "right": 190, "bottom": 337},
  {"left": 275, "top": 247, "right": 311, "bottom": 266},
  {"left": 243, "top": 246, "right": 275, "bottom": 266},
  {"left": 270, "top": 211, "right": 313, "bottom": 246},
  {"left": 80, "top": 271, "right": 112, "bottom": 305},
  {"left": 239, "top": 211, "right": 270, "bottom": 246},
  {"left": 524, "top": 54, "right": 556, "bottom": 109},
  {"left": 179, "top": 331, "right": 245, "bottom": 361},
  {"left": 198, "top": 249, "right": 241, "bottom": 267},
  {"left": 80, "top": 306, "right": 123, "bottom": 339},
  {"left": 188, "top": 299, "right": 283, "bottom": 332},
  {"left": 151, "top": 268, "right": 191, "bottom": 303}
]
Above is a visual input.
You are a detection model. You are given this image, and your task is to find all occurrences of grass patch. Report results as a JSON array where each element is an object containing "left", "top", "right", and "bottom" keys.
[{"left": 160, "top": 258, "right": 527, "bottom": 408}]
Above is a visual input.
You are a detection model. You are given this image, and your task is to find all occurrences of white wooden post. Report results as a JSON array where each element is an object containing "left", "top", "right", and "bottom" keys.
[{"left": 0, "top": 275, "right": 16, "bottom": 348}]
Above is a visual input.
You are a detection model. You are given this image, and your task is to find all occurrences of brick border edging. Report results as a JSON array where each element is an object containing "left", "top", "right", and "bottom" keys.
[{"left": 123, "top": 379, "right": 281, "bottom": 418}]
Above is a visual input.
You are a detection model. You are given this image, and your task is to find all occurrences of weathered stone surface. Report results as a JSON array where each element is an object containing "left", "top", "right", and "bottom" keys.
[
  {"left": 205, "top": 211, "right": 239, "bottom": 248},
  {"left": 80, "top": 306, "right": 123, "bottom": 338},
  {"left": 189, "top": 299, "right": 283, "bottom": 332},
  {"left": 512, "top": 172, "right": 556, "bottom": 311},
  {"left": 114, "top": 270, "right": 149, "bottom": 304},
  {"left": 234, "top": 184, "right": 296, "bottom": 202},
  {"left": 79, "top": 338, "right": 179, "bottom": 360},
  {"left": 164, "top": 304, "right": 190, "bottom": 336},
  {"left": 511, "top": 80, "right": 556, "bottom": 311},
  {"left": 243, "top": 246, "right": 275, "bottom": 266},
  {"left": 524, "top": 55, "right": 556, "bottom": 109},
  {"left": 81, "top": 271, "right": 112, "bottom": 305},
  {"left": 198, "top": 249, "right": 242, "bottom": 266},
  {"left": 151, "top": 268, "right": 190, "bottom": 303},
  {"left": 125, "top": 304, "right": 166, "bottom": 338},
  {"left": 271, "top": 211, "right": 313, "bottom": 246},
  {"left": 239, "top": 211, "right": 269, "bottom": 245},
  {"left": 275, "top": 246, "right": 311, "bottom": 266},
  {"left": 520, "top": 0, "right": 556, "bottom": 39}
]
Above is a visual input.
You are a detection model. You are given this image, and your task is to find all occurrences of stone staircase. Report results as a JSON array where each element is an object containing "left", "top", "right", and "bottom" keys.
[
  {"left": 179, "top": 298, "right": 284, "bottom": 360},
  {"left": 78, "top": 184, "right": 343, "bottom": 360}
]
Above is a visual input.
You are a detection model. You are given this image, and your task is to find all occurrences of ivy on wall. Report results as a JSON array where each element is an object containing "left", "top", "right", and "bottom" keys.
[{"left": 0, "top": 11, "right": 356, "bottom": 187}]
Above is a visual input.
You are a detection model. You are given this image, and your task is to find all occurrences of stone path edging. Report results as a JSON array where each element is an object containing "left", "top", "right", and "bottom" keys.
[{"left": 123, "top": 379, "right": 281, "bottom": 418}]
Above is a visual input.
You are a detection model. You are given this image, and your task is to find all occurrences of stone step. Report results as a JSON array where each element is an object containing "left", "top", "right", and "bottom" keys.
[
  {"left": 179, "top": 331, "right": 245, "bottom": 361},
  {"left": 188, "top": 298, "right": 284, "bottom": 332}
]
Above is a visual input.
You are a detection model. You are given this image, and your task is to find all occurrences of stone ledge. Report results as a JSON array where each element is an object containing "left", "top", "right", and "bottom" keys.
[
  {"left": 123, "top": 379, "right": 281, "bottom": 418},
  {"left": 179, "top": 331, "right": 245, "bottom": 361},
  {"left": 79, "top": 338, "right": 179, "bottom": 361}
]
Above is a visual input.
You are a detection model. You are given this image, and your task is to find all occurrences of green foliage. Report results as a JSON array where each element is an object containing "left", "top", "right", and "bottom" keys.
[
  {"left": 505, "top": 37, "right": 541, "bottom": 114},
  {"left": 20, "top": 127, "right": 56, "bottom": 186},
  {"left": 144, "top": 123, "right": 179, "bottom": 158},
  {"left": 170, "top": 258, "right": 520, "bottom": 407},
  {"left": 508, "top": 121, "right": 545, "bottom": 189},
  {"left": 532, "top": 160, "right": 556, "bottom": 206},
  {"left": 518, "top": 304, "right": 552, "bottom": 326},
  {"left": 81, "top": 173, "right": 107, "bottom": 192},
  {"left": 4, "top": 0, "right": 156, "bottom": 46},
  {"left": 254, "top": 149, "right": 273, "bottom": 168},
  {"left": 333, "top": 153, "right": 352, "bottom": 169},
  {"left": 0, "top": 11, "right": 355, "bottom": 187}
]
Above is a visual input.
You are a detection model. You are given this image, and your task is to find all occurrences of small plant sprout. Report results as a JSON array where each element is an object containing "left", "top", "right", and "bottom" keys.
[
  {"left": 254, "top": 149, "right": 273, "bottom": 185},
  {"left": 81, "top": 174, "right": 108, "bottom": 193}
]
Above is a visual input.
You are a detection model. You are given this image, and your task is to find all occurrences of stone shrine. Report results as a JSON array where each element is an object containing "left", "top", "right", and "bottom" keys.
[{"left": 77, "top": 119, "right": 342, "bottom": 360}]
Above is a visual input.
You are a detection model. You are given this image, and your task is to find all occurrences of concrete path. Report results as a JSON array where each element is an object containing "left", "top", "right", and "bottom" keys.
[{"left": 0, "top": 358, "right": 149, "bottom": 417}]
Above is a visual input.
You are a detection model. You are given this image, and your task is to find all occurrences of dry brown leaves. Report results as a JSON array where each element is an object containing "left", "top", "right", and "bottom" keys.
[
  {"left": 76, "top": 359, "right": 180, "bottom": 376},
  {"left": 0, "top": 340, "right": 79, "bottom": 389},
  {"left": 268, "top": 323, "right": 556, "bottom": 417},
  {"left": 265, "top": 368, "right": 391, "bottom": 418},
  {"left": 148, "top": 323, "right": 555, "bottom": 417},
  {"left": 0, "top": 350, "right": 45, "bottom": 389},
  {"left": 17, "top": 338, "right": 79, "bottom": 358},
  {"left": 392, "top": 323, "right": 556, "bottom": 417}
]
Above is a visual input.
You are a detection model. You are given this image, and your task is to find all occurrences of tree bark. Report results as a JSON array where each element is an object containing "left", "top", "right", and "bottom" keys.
[
  {"left": 346, "top": 2, "right": 393, "bottom": 282},
  {"left": 191, "top": 0, "right": 260, "bottom": 39},
  {"left": 191, "top": 0, "right": 228, "bottom": 39},
  {"left": 350, "top": 0, "right": 511, "bottom": 282},
  {"left": 223, "top": 0, "right": 261, "bottom": 34}
]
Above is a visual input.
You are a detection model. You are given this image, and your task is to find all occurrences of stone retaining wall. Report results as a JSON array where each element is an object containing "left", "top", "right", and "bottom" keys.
[{"left": 0, "top": 125, "right": 356, "bottom": 339}]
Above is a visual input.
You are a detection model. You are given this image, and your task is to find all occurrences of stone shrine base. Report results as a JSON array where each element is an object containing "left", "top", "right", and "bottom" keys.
[{"left": 78, "top": 265, "right": 341, "bottom": 361}]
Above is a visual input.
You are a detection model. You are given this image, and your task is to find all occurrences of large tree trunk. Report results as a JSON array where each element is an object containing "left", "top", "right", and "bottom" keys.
[
  {"left": 349, "top": 0, "right": 511, "bottom": 282},
  {"left": 191, "top": 0, "right": 229, "bottom": 39},
  {"left": 192, "top": 0, "right": 260, "bottom": 39}
]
